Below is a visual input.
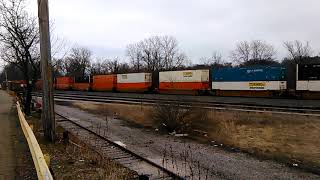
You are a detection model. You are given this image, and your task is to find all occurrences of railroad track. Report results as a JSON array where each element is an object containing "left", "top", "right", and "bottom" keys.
[
  {"left": 56, "top": 113, "right": 184, "bottom": 180},
  {"left": 33, "top": 92, "right": 320, "bottom": 116}
]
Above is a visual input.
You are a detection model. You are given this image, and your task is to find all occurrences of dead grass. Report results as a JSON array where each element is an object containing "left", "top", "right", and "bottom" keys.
[
  {"left": 71, "top": 101, "right": 320, "bottom": 171},
  {"left": 205, "top": 110, "right": 320, "bottom": 169},
  {"left": 72, "top": 102, "right": 155, "bottom": 127}
]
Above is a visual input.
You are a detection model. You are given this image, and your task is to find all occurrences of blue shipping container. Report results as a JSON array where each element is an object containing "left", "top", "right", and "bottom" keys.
[{"left": 212, "top": 66, "right": 287, "bottom": 82}]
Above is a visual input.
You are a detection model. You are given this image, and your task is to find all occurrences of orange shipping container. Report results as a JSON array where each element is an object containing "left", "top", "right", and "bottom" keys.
[
  {"left": 35, "top": 79, "right": 43, "bottom": 90},
  {"left": 92, "top": 75, "right": 117, "bottom": 91},
  {"left": 55, "top": 77, "right": 74, "bottom": 90},
  {"left": 72, "top": 83, "right": 90, "bottom": 91}
]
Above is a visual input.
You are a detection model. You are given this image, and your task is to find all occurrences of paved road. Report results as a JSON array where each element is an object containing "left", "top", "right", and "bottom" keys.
[
  {"left": 0, "top": 91, "right": 16, "bottom": 180},
  {"left": 0, "top": 91, "right": 36, "bottom": 180}
]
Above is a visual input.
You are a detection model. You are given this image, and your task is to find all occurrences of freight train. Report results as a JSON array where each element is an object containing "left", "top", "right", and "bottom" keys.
[
  {"left": 5, "top": 63, "right": 320, "bottom": 99},
  {"left": 1, "top": 80, "right": 27, "bottom": 91}
]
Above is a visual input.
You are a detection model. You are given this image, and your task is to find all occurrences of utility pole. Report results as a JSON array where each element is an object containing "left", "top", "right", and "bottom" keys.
[{"left": 38, "top": 0, "right": 55, "bottom": 141}]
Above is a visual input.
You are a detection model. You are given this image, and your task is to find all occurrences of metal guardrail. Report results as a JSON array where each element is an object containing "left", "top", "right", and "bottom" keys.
[{"left": 16, "top": 101, "right": 53, "bottom": 180}]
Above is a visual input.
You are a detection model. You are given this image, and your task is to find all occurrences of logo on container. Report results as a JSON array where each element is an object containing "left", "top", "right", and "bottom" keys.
[
  {"left": 183, "top": 72, "right": 193, "bottom": 77},
  {"left": 249, "top": 82, "right": 266, "bottom": 89}
]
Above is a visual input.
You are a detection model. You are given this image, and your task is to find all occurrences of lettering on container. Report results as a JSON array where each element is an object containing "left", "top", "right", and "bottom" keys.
[
  {"left": 183, "top": 72, "right": 193, "bottom": 77},
  {"left": 249, "top": 82, "right": 266, "bottom": 89},
  {"left": 247, "top": 69, "right": 263, "bottom": 73},
  {"left": 122, "top": 75, "right": 127, "bottom": 79}
]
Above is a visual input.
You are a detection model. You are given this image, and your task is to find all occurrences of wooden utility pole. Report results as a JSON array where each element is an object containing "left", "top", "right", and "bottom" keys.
[{"left": 38, "top": 0, "right": 55, "bottom": 141}]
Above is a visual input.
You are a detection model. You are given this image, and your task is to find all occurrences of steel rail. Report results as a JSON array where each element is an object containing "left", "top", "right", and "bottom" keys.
[
  {"left": 56, "top": 113, "right": 184, "bottom": 180},
  {"left": 34, "top": 91, "right": 320, "bottom": 111},
  {"left": 33, "top": 93, "right": 320, "bottom": 116}
]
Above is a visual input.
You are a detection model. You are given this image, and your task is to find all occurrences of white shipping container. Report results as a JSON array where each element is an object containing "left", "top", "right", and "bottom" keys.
[
  {"left": 296, "top": 81, "right": 320, "bottom": 91},
  {"left": 159, "top": 70, "right": 209, "bottom": 83},
  {"left": 117, "top": 73, "right": 152, "bottom": 83},
  {"left": 212, "top": 81, "right": 287, "bottom": 91}
]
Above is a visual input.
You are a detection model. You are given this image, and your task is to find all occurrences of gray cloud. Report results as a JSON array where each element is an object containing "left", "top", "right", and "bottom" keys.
[{"left": 26, "top": 0, "right": 320, "bottom": 63}]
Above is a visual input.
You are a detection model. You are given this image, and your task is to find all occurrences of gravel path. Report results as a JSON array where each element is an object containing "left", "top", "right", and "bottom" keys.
[
  {"left": 0, "top": 91, "right": 16, "bottom": 179},
  {"left": 56, "top": 103, "right": 319, "bottom": 180}
]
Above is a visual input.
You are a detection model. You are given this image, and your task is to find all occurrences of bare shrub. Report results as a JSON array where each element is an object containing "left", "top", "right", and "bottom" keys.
[
  {"left": 216, "top": 115, "right": 238, "bottom": 145},
  {"left": 152, "top": 102, "right": 194, "bottom": 133}
]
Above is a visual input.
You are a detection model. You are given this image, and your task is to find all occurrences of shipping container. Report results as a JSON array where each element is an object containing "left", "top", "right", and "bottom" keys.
[
  {"left": 72, "top": 83, "right": 90, "bottom": 91},
  {"left": 159, "top": 69, "right": 210, "bottom": 93},
  {"left": 212, "top": 66, "right": 287, "bottom": 96},
  {"left": 92, "top": 75, "right": 117, "bottom": 91},
  {"left": 117, "top": 73, "right": 152, "bottom": 92},
  {"left": 55, "top": 77, "right": 74, "bottom": 90},
  {"left": 296, "top": 64, "right": 320, "bottom": 92},
  {"left": 73, "top": 76, "right": 90, "bottom": 91},
  {"left": 35, "top": 79, "right": 43, "bottom": 90}
]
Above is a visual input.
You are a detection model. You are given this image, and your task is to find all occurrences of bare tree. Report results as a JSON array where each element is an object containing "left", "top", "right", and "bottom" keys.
[
  {"left": 200, "top": 51, "right": 223, "bottom": 66},
  {"left": 126, "top": 35, "right": 187, "bottom": 72},
  {"left": 231, "top": 41, "right": 251, "bottom": 63},
  {"left": 90, "top": 57, "right": 109, "bottom": 75},
  {"left": 65, "top": 46, "right": 91, "bottom": 77},
  {"left": 105, "top": 57, "right": 130, "bottom": 74},
  {"left": 251, "top": 40, "right": 275, "bottom": 61},
  {"left": 126, "top": 43, "right": 144, "bottom": 72},
  {"left": 231, "top": 40, "right": 277, "bottom": 66},
  {"left": 0, "top": 0, "right": 40, "bottom": 115},
  {"left": 52, "top": 58, "right": 65, "bottom": 77},
  {"left": 284, "top": 40, "right": 313, "bottom": 63}
]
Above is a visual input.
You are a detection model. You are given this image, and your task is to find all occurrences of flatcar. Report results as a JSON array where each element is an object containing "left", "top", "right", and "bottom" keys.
[{"left": 212, "top": 66, "right": 287, "bottom": 97}]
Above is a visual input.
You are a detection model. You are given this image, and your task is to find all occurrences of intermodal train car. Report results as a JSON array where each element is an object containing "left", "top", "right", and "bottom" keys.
[
  {"left": 55, "top": 77, "right": 74, "bottom": 90},
  {"left": 73, "top": 76, "right": 90, "bottom": 91},
  {"left": 159, "top": 69, "right": 210, "bottom": 94},
  {"left": 92, "top": 75, "right": 117, "bottom": 91},
  {"left": 212, "top": 66, "right": 287, "bottom": 97},
  {"left": 116, "top": 73, "right": 152, "bottom": 92},
  {"left": 35, "top": 79, "right": 43, "bottom": 90},
  {"left": 296, "top": 64, "right": 320, "bottom": 99}
]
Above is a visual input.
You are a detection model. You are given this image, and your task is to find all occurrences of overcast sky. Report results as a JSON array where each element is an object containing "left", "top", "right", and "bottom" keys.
[{"left": 26, "top": 0, "right": 320, "bottom": 63}]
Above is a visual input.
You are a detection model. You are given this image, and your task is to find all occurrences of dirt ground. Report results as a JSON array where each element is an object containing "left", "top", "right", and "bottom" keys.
[
  {"left": 26, "top": 111, "right": 135, "bottom": 180},
  {"left": 55, "top": 100, "right": 319, "bottom": 179},
  {"left": 70, "top": 100, "right": 320, "bottom": 173}
]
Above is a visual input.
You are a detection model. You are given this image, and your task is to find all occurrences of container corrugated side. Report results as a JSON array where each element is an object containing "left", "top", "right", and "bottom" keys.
[
  {"left": 159, "top": 69, "right": 210, "bottom": 91},
  {"left": 117, "top": 73, "right": 152, "bottom": 83},
  {"left": 92, "top": 75, "right": 117, "bottom": 91},
  {"left": 212, "top": 66, "right": 286, "bottom": 82},
  {"left": 117, "top": 73, "right": 152, "bottom": 92},
  {"left": 55, "top": 77, "right": 74, "bottom": 90},
  {"left": 159, "top": 69, "right": 209, "bottom": 82}
]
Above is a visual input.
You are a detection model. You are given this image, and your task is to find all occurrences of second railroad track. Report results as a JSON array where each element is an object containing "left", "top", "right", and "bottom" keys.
[{"left": 55, "top": 113, "right": 184, "bottom": 180}]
